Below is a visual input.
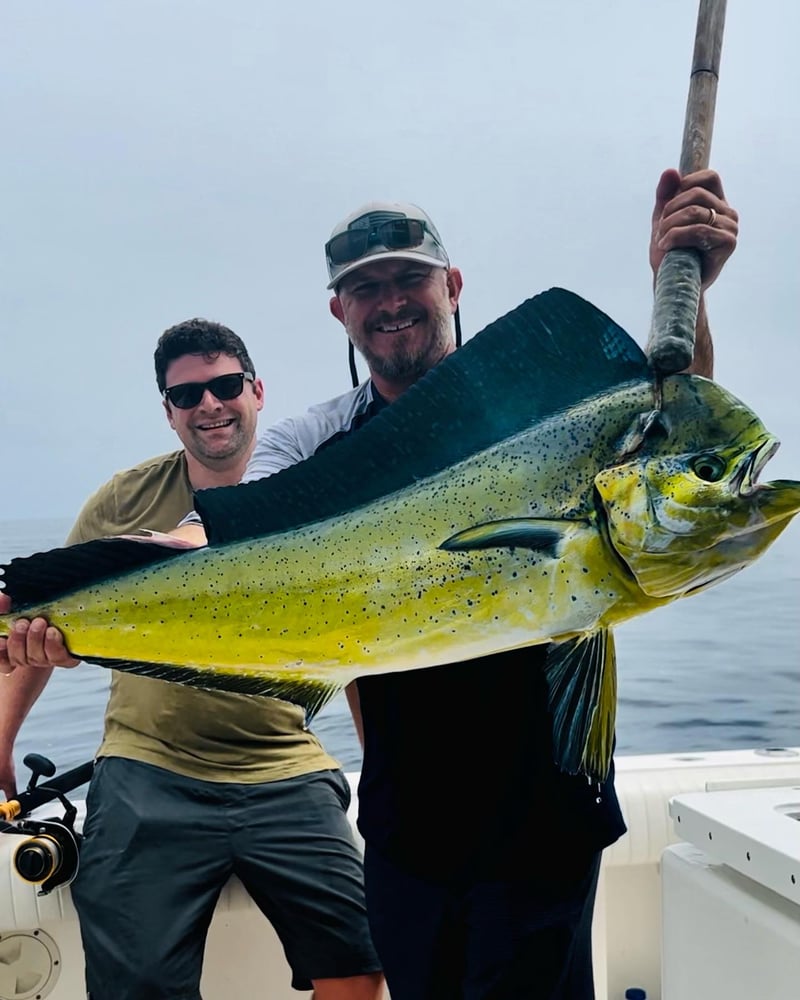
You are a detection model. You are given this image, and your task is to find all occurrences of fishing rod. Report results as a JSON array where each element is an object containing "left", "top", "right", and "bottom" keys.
[
  {"left": 646, "top": 0, "right": 727, "bottom": 376},
  {"left": 0, "top": 753, "right": 94, "bottom": 822}
]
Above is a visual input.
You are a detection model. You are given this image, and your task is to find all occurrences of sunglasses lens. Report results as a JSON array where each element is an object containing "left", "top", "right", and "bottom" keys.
[
  {"left": 167, "top": 384, "right": 203, "bottom": 408},
  {"left": 381, "top": 218, "right": 425, "bottom": 250},
  {"left": 209, "top": 374, "right": 247, "bottom": 400},
  {"left": 326, "top": 230, "right": 370, "bottom": 265},
  {"left": 166, "top": 373, "right": 248, "bottom": 409}
]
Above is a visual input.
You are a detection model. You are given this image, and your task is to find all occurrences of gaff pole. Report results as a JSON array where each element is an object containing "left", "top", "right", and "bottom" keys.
[{"left": 646, "top": 0, "right": 727, "bottom": 375}]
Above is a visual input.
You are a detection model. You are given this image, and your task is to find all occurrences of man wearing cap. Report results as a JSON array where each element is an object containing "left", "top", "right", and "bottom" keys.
[
  {"left": 241, "top": 169, "right": 738, "bottom": 998},
  {"left": 2, "top": 172, "right": 739, "bottom": 998}
]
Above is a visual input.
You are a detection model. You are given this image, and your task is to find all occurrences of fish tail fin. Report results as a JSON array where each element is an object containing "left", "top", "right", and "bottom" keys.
[
  {"left": 543, "top": 630, "right": 617, "bottom": 780},
  {"left": 0, "top": 537, "right": 189, "bottom": 610}
]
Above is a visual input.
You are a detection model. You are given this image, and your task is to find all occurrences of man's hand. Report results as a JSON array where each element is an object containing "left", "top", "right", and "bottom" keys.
[
  {"left": 0, "top": 523, "right": 205, "bottom": 675},
  {"left": 0, "top": 594, "right": 79, "bottom": 673},
  {"left": 169, "top": 523, "right": 208, "bottom": 546},
  {"left": 650, "top": 168, "right": 738, "bottom": 290}
]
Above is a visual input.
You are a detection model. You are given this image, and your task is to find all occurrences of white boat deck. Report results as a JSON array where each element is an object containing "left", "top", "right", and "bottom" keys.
[
  {"left": 1, "top": 747, "right": 799, "bottom": 999},
  {"left": 662, "top": 780, "right": 800, "bottom": 1000}
]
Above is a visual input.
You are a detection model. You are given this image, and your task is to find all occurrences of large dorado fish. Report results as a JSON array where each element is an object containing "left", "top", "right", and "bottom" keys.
[{"left": 2, "top": 289, "right": 799, "bottom": 778}]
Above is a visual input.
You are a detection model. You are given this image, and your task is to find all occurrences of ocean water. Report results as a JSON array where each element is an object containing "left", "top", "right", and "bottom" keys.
[{"left": 1, "top": 515, "right": 798, "bottom": 788}]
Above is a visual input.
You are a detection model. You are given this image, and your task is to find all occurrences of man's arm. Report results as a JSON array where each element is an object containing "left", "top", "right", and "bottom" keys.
[
  {"left": 0, "top": 548, "right": 84, "bottom": 798},
  {"left": 0, "top": 486, "right": 119, "bottom": 796},
  {"left": 169, "top": 523, "right": 208, "bottom": 545},
  {"left": 345, "top": 682, "right": 365, "bottom": 747},
  {"left": 648, "top": 168, "right": 739, "bottom": 378},
  {"left": 0, "top": 651, "right": 54, "bottom": 799}
]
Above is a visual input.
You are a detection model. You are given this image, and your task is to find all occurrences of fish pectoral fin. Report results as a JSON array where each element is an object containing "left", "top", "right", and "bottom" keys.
[
  {"left": 439, "top": 518, "right": 586, "bottom": 557},
  {"left": 87, "top": 656, "right": 342, "bottom": 723},
  {"left": 543, "top": 630, "right": 617, "bottom": 781}
]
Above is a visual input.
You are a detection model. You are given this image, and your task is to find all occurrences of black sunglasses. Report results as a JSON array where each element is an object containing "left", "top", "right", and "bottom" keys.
[
  {"left": 162, "top": 372, "right": 255, "bottom": 409},
  {"left": 326, "top": 218, "right": 428, "bottom": 266}
]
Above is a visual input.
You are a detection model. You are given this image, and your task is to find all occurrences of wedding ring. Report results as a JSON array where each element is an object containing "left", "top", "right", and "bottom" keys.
[{"left": 707, "top": 207, "right": 718, "bottom": 227}]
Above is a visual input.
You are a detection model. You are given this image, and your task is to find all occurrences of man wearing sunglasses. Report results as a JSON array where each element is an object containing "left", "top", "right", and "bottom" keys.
[
  {"left": 236, "top": 170, "right": 738, "bottom": 999},
  {"left": 0, "top": 318, "right": 383, "bottom": 1000}
]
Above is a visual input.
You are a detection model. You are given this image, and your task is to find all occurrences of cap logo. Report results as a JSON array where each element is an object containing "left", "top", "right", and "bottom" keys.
[{"left": 347, "top": 211, "right": 405, "bottom": 231}]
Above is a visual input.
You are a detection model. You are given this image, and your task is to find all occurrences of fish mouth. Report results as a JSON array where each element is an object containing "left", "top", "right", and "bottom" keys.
[{"left": 733, "top": 435, "right": 779, "bottom": 496}]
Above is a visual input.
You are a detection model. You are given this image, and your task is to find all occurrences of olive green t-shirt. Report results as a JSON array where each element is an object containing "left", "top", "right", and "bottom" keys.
[{"left": 67, "top": 450, "right": 340, "bottom": 782}]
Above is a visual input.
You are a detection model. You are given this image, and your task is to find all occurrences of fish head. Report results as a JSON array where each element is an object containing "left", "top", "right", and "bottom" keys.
[{"left": 594, "top": 376, "right": 800, "bottom": 598}]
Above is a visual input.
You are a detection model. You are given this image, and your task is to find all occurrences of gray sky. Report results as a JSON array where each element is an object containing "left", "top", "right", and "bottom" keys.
[{"left": 2, "top": 0, "right": 799, "bottom": 521}]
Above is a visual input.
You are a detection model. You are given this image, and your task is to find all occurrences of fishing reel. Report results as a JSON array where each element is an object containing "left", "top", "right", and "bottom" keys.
[
  {"left": 11, "top": 815, "right": 81, "bottom": 895},
  {"left": 1, "top": 753, "right": 83, "bottom": 895}
]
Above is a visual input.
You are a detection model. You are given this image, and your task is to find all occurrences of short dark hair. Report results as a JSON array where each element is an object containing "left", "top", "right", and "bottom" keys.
[{"left": 154, "top": 318, "right": 256, "bottom": 393}]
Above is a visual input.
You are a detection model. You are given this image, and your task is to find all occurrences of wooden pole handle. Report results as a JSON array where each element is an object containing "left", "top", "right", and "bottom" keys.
[{"left": 646, "top": 0, "right": 727, "bottom": 376}]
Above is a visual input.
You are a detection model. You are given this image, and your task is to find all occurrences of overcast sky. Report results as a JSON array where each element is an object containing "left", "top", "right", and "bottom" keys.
[{"left": 2, "top": 0, "right": 798, "bottom": 522}]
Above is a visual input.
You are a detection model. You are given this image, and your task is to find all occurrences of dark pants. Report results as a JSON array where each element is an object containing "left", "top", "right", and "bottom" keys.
[
  {"left": 364, "top": 844, "right": 601, "bottom": 999},
  {"left": 73, "top": 758, "right": 380, "bottom": 1000}
]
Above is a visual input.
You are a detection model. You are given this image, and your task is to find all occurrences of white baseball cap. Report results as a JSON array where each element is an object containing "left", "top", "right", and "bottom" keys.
[{"left": 325, "top": 201, "right": 450, "bottom": 290}]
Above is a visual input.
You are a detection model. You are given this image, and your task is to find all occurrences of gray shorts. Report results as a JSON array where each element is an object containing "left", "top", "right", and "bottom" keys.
[{"left": 71, "top": 757, "right": 380, "bottom": 999}]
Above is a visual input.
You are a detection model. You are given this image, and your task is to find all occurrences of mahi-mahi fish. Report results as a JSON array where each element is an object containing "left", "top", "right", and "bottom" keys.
[{"left": 2, "top": 289, "right": 799, "bottom": 779}]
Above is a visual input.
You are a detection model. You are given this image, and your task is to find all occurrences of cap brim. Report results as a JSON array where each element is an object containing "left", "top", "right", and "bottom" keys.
[{"left": 327, "top": 250, "right": 448, "bottom": 290}]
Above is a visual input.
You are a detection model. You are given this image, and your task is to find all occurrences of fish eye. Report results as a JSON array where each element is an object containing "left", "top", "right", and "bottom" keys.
[{"left": 691, "top": 454, "right": 727, "bottom": 482}]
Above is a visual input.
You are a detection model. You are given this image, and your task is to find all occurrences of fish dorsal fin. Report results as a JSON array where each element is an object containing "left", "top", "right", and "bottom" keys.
[
  {"left": 0, "top": 538, "right": 187, "bottom": 610},
  {"left": 196, "top": 287, "right": 648, "bottom": 545}
]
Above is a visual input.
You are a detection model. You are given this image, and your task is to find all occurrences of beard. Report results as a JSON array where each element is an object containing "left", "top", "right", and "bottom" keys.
[
  {"left": 185, "top": 418, "right": 253, "bottom": 467},
  {"left": 349, "top": 303, "right": 453, "bottom": 383}
]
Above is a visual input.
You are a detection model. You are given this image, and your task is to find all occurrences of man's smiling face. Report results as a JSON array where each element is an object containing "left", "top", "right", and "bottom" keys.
[
  {"left": 331, "top": 258, "right": 462, "bottom": 393},
  {"left": 163, "top": 352, "right": 263, "bottom": 469}
]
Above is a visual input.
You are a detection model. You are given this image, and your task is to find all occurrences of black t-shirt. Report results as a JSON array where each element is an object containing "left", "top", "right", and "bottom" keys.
[{"left": 355, "top": 649, "right": 626, "bottom": 882}]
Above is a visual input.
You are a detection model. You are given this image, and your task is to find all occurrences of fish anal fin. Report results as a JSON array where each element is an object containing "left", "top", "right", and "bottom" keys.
[
  {"left": 439, "top": 518, "right": 586, "bottom": 557},
  {"left": 88, "top": 656, "right": 341, "bottom": 723},
  {"left": 543, "top": 629, "right": 617, "bottom": 780}
]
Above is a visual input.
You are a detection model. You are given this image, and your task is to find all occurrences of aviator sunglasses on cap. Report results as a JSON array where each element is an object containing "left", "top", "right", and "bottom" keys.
[
  {"left": 162, "top": 372, "right": 255, "bottom": 409},
  {"left": 326, "top": 218, "right": 432, "bottom": 266}
]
